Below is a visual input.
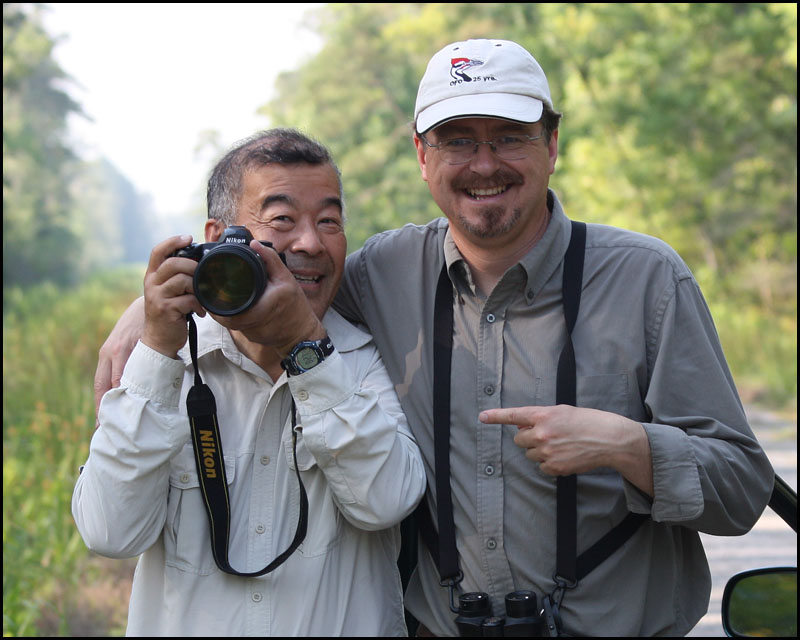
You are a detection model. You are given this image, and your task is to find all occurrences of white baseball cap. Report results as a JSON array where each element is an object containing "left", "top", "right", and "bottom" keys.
[{"left": 414, "top": 39, "right": 553, "bottom": 133}]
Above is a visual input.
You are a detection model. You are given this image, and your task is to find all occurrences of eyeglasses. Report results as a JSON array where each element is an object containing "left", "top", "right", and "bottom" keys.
[{"left": 419, "top": 132, "right": 545, "bottom": 165}]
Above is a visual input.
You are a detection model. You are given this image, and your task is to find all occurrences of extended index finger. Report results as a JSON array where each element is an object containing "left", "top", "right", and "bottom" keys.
[
  {"left": 479, "top": 407, "right": 541, "bottom": 427},
  {"left": 249, "top": 239, "right": 290, "bottom": 283}
]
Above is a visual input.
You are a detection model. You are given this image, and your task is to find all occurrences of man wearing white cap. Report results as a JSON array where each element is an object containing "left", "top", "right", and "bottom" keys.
[
  {"left": 335, "top": 39, "right": 773, "bottom": 636},
  {"left": 94, "top": 39, "right": 774, "bottom": 636}
]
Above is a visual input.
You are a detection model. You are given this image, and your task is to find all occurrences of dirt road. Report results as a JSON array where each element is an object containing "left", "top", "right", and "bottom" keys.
[{"left": 688, "top": 406, "right": 797, "bottom": 637}]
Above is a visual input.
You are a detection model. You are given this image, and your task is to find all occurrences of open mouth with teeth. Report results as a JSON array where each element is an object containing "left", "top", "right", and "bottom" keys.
[
  {"left": 293, "top": 273, "right": 322, "bottom": 285},
  {"left": 466, "top": 185, "right": 509, "bottom": 200}
]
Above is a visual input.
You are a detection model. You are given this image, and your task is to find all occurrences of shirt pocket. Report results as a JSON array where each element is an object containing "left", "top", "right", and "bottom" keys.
[
  {"left": 534, "top": 372, "right": 630, "bottom": 476},
  {"left": 165, "top": 443, "right": 236, "bottom": 575},
  {"left": 282, "top": 429, "right": 344, "bottom": 558}
]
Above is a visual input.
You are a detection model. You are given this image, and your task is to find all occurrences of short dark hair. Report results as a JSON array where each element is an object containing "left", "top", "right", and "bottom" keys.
[
  {"left": 207, "top": 128, "right": 343, "bottom": 226},
  {"left": 539, "top": 104, "right": 562, "bottom": 143}
]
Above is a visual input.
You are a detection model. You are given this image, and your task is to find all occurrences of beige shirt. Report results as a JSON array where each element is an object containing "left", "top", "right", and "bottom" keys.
[
  {"left": 73, "top": 309, "right": 426, "bottom": 636},
  {"left": 335, "top": 191, "right": 773, "bottom": 636}
]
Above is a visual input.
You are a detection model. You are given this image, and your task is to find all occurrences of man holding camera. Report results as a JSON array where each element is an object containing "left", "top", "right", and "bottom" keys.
[
  {"left": 72, "top": 128, "right": 426, "bottom": 637},
  {"left": 92, "top": 41, "right": 774, "bottom": 636}
]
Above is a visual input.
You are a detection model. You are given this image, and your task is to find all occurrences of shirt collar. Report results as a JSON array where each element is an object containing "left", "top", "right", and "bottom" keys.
[{"left": 177, "top": 307, "right": 373, "bottom": 367}]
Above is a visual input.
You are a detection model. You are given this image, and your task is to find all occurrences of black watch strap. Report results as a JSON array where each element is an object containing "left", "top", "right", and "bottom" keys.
[{"left": 280, "top": 336, "right": 335, "bottom": 376}]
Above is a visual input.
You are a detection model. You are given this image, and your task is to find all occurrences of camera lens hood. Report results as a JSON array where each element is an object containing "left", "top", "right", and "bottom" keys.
[{"left": 194, "top": 244, "right": 267, "bottom": 316}]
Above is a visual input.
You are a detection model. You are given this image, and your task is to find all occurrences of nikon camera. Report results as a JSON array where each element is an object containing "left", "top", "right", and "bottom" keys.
[{"left": 173, "top": 226, "right": 284, "bottom": 316}]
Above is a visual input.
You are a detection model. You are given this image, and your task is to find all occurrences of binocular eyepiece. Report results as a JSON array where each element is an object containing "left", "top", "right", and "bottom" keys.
[{"left": 455, "top": 590, "right": 543, "bottom": 637}]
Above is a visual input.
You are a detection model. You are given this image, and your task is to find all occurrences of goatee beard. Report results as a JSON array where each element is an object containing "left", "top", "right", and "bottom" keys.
[{"left": 456, "top": 206, "right": 521, "bottom": 239}]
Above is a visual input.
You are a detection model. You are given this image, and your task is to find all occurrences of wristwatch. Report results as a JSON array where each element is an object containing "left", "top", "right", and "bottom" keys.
[{"left": 280, "top": 336, "right": 335, "bottom": 376}]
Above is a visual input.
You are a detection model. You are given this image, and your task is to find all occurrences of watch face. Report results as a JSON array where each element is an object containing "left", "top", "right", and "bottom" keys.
[{"left": 295, "top": 346, "right": 320, "bottom": 370}]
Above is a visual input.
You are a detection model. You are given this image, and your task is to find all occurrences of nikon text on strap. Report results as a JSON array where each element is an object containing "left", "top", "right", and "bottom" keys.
[
  {"left": 185, "top": 314, "right": 308, "bottom": 577},
  {"left": 422, "top": 220, "right": 647, "bottom": 613}
]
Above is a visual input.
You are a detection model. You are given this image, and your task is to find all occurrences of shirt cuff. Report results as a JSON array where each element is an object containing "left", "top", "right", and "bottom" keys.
[
  {"left": 628, "top": 423, "right": 704, "bottom": 521},
  {"left": 120, "top": 341, "right": 187, "bottom": 407},
  {"left": 286, "top": 350, "right": 357, "bottom": 416}
]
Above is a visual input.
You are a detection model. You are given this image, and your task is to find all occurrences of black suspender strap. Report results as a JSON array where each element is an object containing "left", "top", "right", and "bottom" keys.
[
  {"left": 423, "top": 220, "right": 647, "bottom": 601},
  {"left": 554, "top": 220, "right": 585, "bottom": 587},
  {"left": 430, "top": 263, "right": 462, "bottom": 587},
  {"left": 185, "top": 314, "right": 308, "bottom": 577}
]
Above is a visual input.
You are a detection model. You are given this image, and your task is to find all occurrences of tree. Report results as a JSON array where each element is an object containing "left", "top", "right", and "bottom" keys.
[
  {"left": 261, "top": 3, "right": 796, "bottom": 403},
  {"left": 3, "top": 3, "right": 84, "bottom": 288}
]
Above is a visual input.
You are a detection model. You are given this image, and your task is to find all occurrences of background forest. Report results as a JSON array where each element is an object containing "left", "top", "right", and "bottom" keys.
[{"left": 3, "top": 3, "right": 796, "bottom": 636}]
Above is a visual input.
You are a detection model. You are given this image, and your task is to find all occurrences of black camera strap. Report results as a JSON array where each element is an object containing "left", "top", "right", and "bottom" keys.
[
  {"left": 421, "top": 220, "right": 647, "bottom": 618},
  {"left": 185, "top": 314, "right": 308, "bottom": 577}
]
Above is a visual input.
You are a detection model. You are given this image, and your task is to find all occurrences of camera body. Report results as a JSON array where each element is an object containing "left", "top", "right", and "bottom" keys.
[
  {"left": 173, "top": 225, "right": 285, "bottom": 316},
  {"left": 455, "top": 590, "right": 544, "bottom": 637}
]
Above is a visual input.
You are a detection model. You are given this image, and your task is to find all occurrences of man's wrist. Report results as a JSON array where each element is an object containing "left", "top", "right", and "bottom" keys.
[
  {"left": 140, "top": 330, "right": 183, "bottom": 360},
  {"left": 280, "top": 336, "right": 335, "bottom": 376}
]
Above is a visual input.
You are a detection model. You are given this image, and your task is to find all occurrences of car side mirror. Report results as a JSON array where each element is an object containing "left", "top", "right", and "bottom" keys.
[{"left": 721, "top": 567, "right": 797, "bottom": 637}]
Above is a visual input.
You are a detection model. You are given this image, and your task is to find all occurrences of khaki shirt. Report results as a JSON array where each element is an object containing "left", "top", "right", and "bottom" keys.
[{"left": 335, "top": 191, "right": 773, "bottom": 636}]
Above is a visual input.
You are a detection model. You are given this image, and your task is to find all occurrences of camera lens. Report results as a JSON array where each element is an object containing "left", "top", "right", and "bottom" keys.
[{"left": 194, "top": 245, "right": 267, "bottom": 315}]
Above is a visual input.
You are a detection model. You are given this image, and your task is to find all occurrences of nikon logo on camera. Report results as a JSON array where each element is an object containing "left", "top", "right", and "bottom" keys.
[
  {"left": 199, "top": 430, "right": 218, "bottom": 479},
  {"left": 224, "top": 237, "right": 248, "bottom": 244}
]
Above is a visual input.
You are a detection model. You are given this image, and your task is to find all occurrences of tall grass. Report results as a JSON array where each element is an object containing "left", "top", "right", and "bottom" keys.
[{"left": 3, "top": 267, "right": 143, "bottom": 636}]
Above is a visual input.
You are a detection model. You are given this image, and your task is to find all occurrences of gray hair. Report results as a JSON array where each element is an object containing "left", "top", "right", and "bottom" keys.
[{"left": 207, "top": 128, "right": 343, "bottom": 226}]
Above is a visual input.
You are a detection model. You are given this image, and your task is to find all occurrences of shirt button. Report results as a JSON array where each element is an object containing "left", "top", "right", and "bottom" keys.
[
  {"left": 486, "top": 313, "right": 496, "bottom": 323},
  {"left": 487, "top": 538, "right": 497, "bottom": 550},
  {"left": 526, "top": 290, "right": 534, "bottom": 300},
  {"left": 297, "top": 390, "right": 309, "bottom": 401},
  {"left": 484, "top": 385, "right": 494, "bottom": 395},
  {"left": 485, "top": 465, "right": 495, "bottom": 476},
  {"left": 180, "top": 473, "right": 190, "bottom": 484},
  {"left": 252, "top": 593, "right": 262, "bottom": 602},
  {"left": 255, "top": 524, "right": 265, "bottom": 534},
  {"left": 260, "top": 455, "right": 271, "bottom": 465},
  {"left": 172, "top": 377, "right": 181, "bottom": 389}
]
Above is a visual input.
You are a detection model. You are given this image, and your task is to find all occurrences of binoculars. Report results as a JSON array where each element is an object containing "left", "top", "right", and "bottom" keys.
[{"left": 455, "top": 590, "right": 544, "bottom": 637}]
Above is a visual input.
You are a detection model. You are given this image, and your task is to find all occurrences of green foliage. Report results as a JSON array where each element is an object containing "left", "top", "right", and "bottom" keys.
[
  {"left": 3, "top": 269, "right": 143, "bottom": 636},
  {"left": 263, "top": 3, "right": 796, "bottom": 406},
  {"left": 3, "top": 4, "right": 157, "bottom": 291},
  {"left": 3, "top": 3, "right": 84, "bottom": 288}
]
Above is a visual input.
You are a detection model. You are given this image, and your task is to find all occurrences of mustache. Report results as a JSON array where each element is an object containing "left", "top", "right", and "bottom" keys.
[
  {"left": 452, "top": 168, "right": 524, "bottom": 191},
  {"left": 283, "top": 256, "right": 331, "bottom": 274}
]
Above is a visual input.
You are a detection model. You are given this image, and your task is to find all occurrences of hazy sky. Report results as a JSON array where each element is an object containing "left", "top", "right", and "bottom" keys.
[{"left": 41, "top": 3, "right": 324, "bottom": 218}]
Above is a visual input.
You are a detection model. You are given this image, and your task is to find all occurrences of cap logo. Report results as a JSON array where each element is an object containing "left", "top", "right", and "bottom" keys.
[{"left": 449, "top": 57, "right": 497, "bottom": 87}]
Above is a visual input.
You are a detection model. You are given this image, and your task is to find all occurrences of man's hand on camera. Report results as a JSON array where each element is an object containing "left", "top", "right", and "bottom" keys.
[
  {"left": 141, "top": 235, "right": 207, "bottom": 359},
  {"left": 210, "top": 240, "right": 326, "bottom": 357}
]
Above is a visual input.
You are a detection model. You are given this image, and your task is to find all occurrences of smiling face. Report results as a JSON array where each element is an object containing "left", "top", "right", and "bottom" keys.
[
  {"left": 415, "top": 117, "right": 558, "bottom": 253},
  {"left": 207, "top": 162, "right": 346, "bottom": 321}
]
